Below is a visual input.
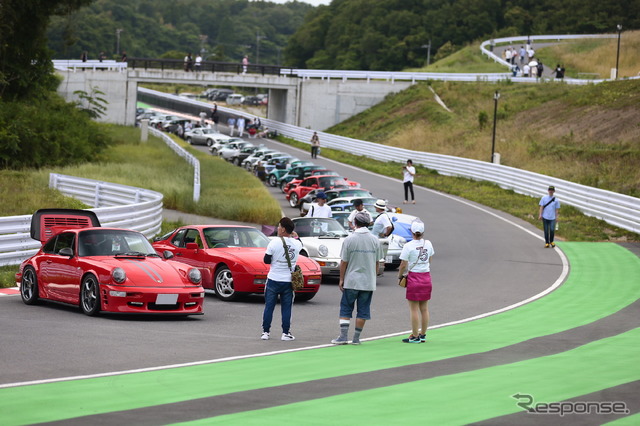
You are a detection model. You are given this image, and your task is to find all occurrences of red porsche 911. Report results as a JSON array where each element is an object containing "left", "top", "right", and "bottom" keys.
[
  {"left": 152, "top": 225, "right": 323, "bottom": 301},
  {"left": 16, "top": 209, "right": 205, "bottom": 316}
]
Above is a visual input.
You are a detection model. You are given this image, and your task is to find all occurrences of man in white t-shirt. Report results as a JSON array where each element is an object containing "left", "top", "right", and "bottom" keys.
[
  {"left": 306, "top": 191, "right": 332, "bottom": 218},
  {"left": 348, "top": 199, "right": 372, "bottom": 230},
  {"left": 372, "top": 200, "right": 392, "bottom": 238},
  {"left": 402, "top": 159, "right": 416, "bottom": 204},
  {"left": 261, "top": 217, "right": 302, "bottom": 341}
]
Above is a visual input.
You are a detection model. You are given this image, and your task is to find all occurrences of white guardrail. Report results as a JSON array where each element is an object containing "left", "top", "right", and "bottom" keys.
[
  {"left": 284, "top": 33, "right": 639, "bottom": 85},
  {"left": 262, "top": 124, "right": 640, "bottom": 235},
  {"left": 147, "top": 126, "right": 201, "bottom": 202},
  {"left": 0, "top": 173, "right": 163, "bottom": 267},
  {"left": 138, "top": 89, "right": 640, "bottom": 235}
]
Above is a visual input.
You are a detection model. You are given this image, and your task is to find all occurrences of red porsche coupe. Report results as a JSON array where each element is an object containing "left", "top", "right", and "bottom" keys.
[
  {"left": 152, "top": 225, "right": 323, "bottom": 301},
  {"left": 16, "top": 209, "right": 205, "bottom": 316}
]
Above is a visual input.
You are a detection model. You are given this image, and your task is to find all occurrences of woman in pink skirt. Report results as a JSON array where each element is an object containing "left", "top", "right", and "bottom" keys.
[{"left": 397, "top": 221, "right": 435, "bottom": 343}]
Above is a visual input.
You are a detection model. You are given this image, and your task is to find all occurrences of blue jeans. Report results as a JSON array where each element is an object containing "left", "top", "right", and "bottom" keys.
[
  {"left": 262, "top": 279, "right": 293, "bottom": 334},
  {"left": 542, "top": 218, "right": 556, "bottom": 244}
]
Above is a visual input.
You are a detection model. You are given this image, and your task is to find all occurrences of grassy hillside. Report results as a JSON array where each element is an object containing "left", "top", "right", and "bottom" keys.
[
  {"left": 328, "top": 79, "right": 640, "bottom": 198},
  {"left": 536, "top": 30, "right": 640, "bottom": 79}
]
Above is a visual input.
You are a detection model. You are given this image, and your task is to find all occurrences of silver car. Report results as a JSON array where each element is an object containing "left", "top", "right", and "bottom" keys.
[
  {"left": 184, "top": 128, "right": 223, "bottom": 146},
  {"left": 218, "top": 141, "right": 255, "bottom": 161}
]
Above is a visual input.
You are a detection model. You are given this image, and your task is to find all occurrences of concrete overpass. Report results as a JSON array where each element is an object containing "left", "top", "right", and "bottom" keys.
[{"left": 53, "top": 60, "right": 412, "bottom": 130}]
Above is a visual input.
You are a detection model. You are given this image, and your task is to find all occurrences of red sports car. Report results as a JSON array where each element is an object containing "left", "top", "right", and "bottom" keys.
[
  {"left": 286, "top": 175, "right": 359, "bottom": 208},
  {"left": 152, "top": 225, "right": 322, "bottom": 301},
  {"left": 16, "top": 209, "right": 205, "bottom": 316}
]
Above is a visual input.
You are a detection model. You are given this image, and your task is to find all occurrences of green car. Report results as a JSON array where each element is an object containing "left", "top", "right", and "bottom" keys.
[
  {"left": 276, "top": 164, "right": 326, "bottom": 191},
  {"left": 266, "top": 160, "right": 315, "bottom": 187}
]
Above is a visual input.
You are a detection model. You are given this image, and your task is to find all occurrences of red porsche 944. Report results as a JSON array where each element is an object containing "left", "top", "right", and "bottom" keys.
[
  {"left": 16, "top": 209, "right": 205, "bottom": 316},
  {"left": 152, "top": 225, "right": 323, "bottom": 301}
]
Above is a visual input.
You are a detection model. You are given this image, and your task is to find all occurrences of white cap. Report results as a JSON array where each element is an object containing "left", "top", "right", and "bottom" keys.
[
  {"left": 411, "top": 221, "right": 425, "bottom": 233},
  {"left": 374, "top": 199, "right": 386, "bottom": 210}
]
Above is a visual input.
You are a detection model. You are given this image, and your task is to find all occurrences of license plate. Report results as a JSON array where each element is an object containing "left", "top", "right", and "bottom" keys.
[
  {"left": 156, "top": 294, "right": 178, "bottom": 305},
  {"left": 385, "top": 255, "right": 393, "bottom": 263}
]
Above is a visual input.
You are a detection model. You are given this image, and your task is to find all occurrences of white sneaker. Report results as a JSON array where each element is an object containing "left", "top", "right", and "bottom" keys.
[
  {"left": 261, "top": 332, "right": 270, "bottom": 340},
  {"left": 281, "top": 332, "right": 295, "bottom": 341}
]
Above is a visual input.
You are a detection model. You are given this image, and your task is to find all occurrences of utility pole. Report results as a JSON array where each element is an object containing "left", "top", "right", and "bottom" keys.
[{"left": 116, "top": 29, "right": 123, "bottom": 55}]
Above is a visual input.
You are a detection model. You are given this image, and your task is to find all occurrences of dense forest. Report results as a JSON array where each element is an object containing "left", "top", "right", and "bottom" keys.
[
  {"left": 43, "top": 0, "right": 640, "bottom": 70},
  {"left": 286, "top": 0, "right": 640, "bottom": 70},
  {"left": 46, "top": 0, "right": 313, "bottom": 64}
]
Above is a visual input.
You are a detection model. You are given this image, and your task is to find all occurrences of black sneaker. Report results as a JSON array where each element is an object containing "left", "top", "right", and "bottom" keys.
[
  {"left": 402, "top": 335, "right": 421, "bottom": 344},
  {"left": 419, "top": 334, "right": 426, "bottom": 343}
]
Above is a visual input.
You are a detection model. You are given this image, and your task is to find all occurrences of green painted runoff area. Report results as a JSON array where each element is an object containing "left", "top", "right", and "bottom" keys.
[
  {"left": 1, "top": 242, "right": 638, "bottom": 425},
  {"left": 179, "top": 328, "right": 640, "bottom": 425}
]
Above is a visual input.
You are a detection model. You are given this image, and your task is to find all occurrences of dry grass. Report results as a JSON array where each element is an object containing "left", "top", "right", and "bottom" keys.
[{"left": 538, "top": 30, "right": 640, "bottom": 79}]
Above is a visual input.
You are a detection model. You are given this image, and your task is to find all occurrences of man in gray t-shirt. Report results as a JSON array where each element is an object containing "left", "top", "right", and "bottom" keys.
[{"left": 331, "top": 212, "right": 383, "bottom": 345}]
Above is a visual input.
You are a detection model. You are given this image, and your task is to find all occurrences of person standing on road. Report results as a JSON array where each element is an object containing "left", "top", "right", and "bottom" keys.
[
  {"left": 306, "top": 191, "right": 332, "bottom": 218},
  {"left": 402, "top": 159, "right": 416, "bottom": 204},
  {"left": 195, "top": 54, "right": 202, "bottom": 72},
  {"left": 397, "top": 221, "right": 434, "bottom": 343},
  {"left": 237, "top": 116, "right": 246, "bottom": 137},
  {"left": 347, "top": 199, "right": 372, "bottom": 230},
  {"left": 310, "top": 132, "right": 320, "bottom": 159},
  {"left": 331, "top": 211, "right": 383, "bottom": 345},
  {"left": 372, "top": 200, "right": 393, "bottom": 238},
  {"left": 538, "top": 185, "right": 560, "bottom": 248},
  {"left": 262, "top": 217, "right": 301, "bottom": 341},
  {"left": 228, "top": 116, "right": 236, "bottom": 136}
]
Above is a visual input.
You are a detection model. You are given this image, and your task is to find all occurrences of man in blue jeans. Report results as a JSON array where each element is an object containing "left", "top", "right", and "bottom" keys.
[
  {"left": 331, "top": 211, "right": 383, "bottom": 345},
  {"left": 261, "top": 217, "right": 302, "bottom": 341},
  {"left": 538, "top": 185, "right": 561, "bottom": 248}
]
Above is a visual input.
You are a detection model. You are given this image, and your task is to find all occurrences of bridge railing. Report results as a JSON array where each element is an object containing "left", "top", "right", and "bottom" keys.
[
  {"left": 127, "top": 58, "right": 284, "bottom": 76},
  {"left": 52, "top": 59, "right": 128, "bottom": 72},
  {"left": 0, "top": 174, "right": 163, "bottom": 267}
]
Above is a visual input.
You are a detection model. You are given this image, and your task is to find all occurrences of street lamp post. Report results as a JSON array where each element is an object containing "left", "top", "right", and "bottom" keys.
[
  {"left": 116, "top": 29, "right": 123, "bottom": 55},
  {"left": 615, "top": 24, "right": 622, "bottom": 80},
  {"left": 491, "top": 91, "right": 500, "bottom": 163},
  {"left": 256, "top": 31, "right": 266, "bottom": 65},
  {"left": 421, "top": 40, "right": 432, "bottom": 67}
]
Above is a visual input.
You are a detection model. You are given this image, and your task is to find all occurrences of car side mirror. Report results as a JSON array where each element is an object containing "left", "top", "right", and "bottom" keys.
[
  {"left": 163, "top": 250, "right": 174, "bottom": 259},
  {"left": 186, "top": 243, "right": 199, "bottom": 250},
  {"left": 58, "top": 247, "right": 74, "bottom": 257}
]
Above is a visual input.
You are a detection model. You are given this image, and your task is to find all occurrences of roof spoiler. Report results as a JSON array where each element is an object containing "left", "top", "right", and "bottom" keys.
[{"left": 30, "top": 209, "right": 101, "bottom": 242}]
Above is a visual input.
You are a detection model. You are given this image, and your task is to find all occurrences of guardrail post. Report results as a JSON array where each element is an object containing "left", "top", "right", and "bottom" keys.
[{"left": 94, "top": 183, "right": 102, "bottom": 208}]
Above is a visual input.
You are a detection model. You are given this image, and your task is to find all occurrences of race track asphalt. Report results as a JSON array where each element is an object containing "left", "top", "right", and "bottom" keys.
[{"left": 0, "top": 123, "right": 637, "bottom": 425}]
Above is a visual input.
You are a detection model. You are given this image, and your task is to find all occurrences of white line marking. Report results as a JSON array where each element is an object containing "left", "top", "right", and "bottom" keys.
[{"left": 0, "top": 144, "right": 569, "bottom": 390}]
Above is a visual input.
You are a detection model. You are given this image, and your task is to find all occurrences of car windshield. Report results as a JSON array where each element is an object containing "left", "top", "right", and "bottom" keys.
[
  {"left": 78, "top": 229, "right": 157, "bottom": 257},
  {"left": 318, "top": 177, "right": 348, "bottom": 188},
  {"left": 293, "top": 218, "right": 349, "bottom": 238},
  {"left": 203, "top": 227, "right": 270, "bottom": 248}
]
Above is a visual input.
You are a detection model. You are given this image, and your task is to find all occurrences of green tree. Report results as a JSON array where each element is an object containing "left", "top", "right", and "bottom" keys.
[{"left": 0, "top": 0, "right": 93, "bottom": 99}]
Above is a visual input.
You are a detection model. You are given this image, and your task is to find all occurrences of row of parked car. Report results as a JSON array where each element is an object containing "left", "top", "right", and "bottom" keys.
[{"left": 209, "top": 135, "right": 421, "bottom": 279}]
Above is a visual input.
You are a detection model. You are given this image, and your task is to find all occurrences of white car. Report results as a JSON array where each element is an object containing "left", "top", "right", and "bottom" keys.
[
  {"left": 209, "top": 136, "right": 244, "bottom": 154},
  {"left": 218, "top": 141, "right": 255, "bottom": 161},
  {"left": 242, "top": 148, "right": 277, "bottom": 170},
  {"left": 291, "top": 217, "right": 349, "bottom": 278},
  {"left": 330, "top": 211, "right": 413, "bottom": 271}
]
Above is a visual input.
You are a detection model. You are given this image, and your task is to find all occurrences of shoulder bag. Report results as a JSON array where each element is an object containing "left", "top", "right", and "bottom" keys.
[
  {"left": 281, "top": 237, "right": 304, "bottom": 291},
  {"left": 399, "top": 242, "right": 424, "bottom": 288}
]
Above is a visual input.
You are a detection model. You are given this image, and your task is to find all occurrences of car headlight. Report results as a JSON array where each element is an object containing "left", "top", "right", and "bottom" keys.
[
  {"left": 112, "top": 267, "right": 126, "bottom": 284},
  {"left": 318, "top": 245, "right": 329, "bottom": 257},
  {"left": 188, "top": 268, "right": 202, "bottom": 284}
]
